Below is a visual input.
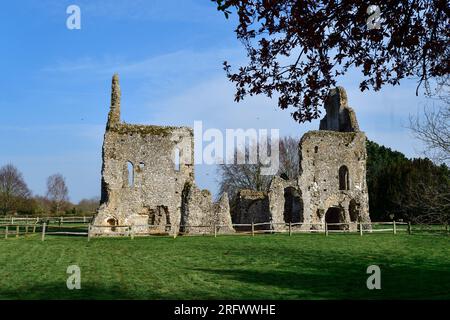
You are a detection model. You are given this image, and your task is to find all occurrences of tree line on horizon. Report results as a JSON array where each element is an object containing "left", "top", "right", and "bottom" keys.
[{"left": 0, "top": 165, "right": 99, "bottom": 216}]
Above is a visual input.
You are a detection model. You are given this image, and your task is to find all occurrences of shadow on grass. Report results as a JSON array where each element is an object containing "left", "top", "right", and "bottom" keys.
[
  {"left": 191, "top": 264, "right": 450, "bottom": 300},
  {"left": 0, "top": 283, "right": 135, "bottom": 300}
]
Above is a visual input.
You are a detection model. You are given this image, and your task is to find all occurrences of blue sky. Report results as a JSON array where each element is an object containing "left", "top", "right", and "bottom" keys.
[{"left": 0, "top": 0, "right": 428, "bottom": 202}]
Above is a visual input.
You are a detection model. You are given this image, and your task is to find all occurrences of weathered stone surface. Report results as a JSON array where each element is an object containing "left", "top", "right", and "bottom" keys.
[
  {"left": 181, "top": 182, "right": 213, "bottom": 233},
  {"left": 233, "top": 87, "right": 371, "bottom": 231},
  {"left": 92, "top": 78, "right": 368, "bottom": 236},
  {"left": 231, "top": 190, "right": 270, "bottom": 231},
  {"left": 319, "top": 86, "right": 360, "bottom": 132},
  {"left": 92, "top": 75, "right": 234, "bottom": 236},
  {"left": 213, "top": 193, "right": 234, "bottom": 233},
  {"left": 298, "top": 130, "right": 370, "bottom": 231}
]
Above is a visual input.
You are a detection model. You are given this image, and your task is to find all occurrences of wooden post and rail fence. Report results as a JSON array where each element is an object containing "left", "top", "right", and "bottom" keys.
[{"left": 0, "top": 219, "right": 448, "bottom": 241}]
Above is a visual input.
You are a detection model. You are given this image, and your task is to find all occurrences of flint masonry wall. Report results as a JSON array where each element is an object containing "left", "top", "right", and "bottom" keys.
[
  {"left": 232, "top": 87, "right": 371, "bottom": 231},
  {"left": 298, "top": 131, "right": 370, "bottom": 230},
  {"left": 92, "top": 74, "right": 233, "bottom": 235},
  {"left": 299, "top": 87, "right": 370, "bottom": 230}
]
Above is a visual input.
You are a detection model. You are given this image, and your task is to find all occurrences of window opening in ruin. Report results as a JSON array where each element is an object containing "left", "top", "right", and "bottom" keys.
[
  {"left": 283, "top": 187, "right": 303, "bottom": 223},
  {"left": 139, "top": 162, "right": 145, "bottom": 171},
  {"left": 314, "top": 146, "right": 318, "bottom": 153},
  {"left": 127, "top": 161, "right": 134, "bottom": 187},
  {"left": 339, "top": 165, "right": 350, "bottom": 190},
  {"left": 174, "top": 148, "right": 181, "bottom": 172}
]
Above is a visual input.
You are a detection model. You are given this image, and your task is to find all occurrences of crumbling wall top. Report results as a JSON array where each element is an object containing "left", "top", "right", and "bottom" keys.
[
  {"left": 109, "top": 123, "right": 193, "bottom": 136},
  {"left": 319, "top": 86, "right": 360, "bottom": 132}
]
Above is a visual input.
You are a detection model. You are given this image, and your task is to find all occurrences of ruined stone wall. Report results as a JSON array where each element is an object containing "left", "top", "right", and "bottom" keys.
[
  {"left": 267, "top": 177, "right": 304, "bottom": 231},
  {"left": 93, "top": 75, "right": 193, "bottom": 235},
  {"left": 319, "top": 86, "right": 360, "bottom": 132},
  {"left": 231, "top": 87, "right": 370, "bottom": 232},
  {"left": 94, "top": 124, "right": 194, "bottom": 235},
  {"left": 181, "top": 183, "right": 234, "bottom": 234},
  {"left": 232, "top": 190, "right": 271, "bottom": 230},
  {"left": 298, "top": 130, "right": 370, "bottom": 230},
  {"left": 92, "top": 74, "right": 233, "bottom": 236}
]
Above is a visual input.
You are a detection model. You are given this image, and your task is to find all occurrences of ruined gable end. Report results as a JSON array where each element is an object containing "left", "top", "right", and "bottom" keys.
[{"left": 91, "top": 74, "right": 227, "bottom": 237}]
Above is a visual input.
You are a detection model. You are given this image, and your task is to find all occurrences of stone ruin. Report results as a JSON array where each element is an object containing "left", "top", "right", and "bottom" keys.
[
  {"left": 232, "top": 87, "right": 371, "bottom": 231},
  {"left": 91, "top": 75, "right": 370, "bottom": 236},
  {"left": 91, "top": 74, "right": 234, "bottom": 236}
]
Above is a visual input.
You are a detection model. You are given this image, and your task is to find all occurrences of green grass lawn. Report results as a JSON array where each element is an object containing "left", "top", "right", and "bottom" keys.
[{"left": 0, "top": 233, "right": 449, "bottom": 300}]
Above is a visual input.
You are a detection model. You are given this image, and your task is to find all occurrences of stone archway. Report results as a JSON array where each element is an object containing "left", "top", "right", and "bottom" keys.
[{"left": 325, "top": 207, "right": 344, "bottom": 230}]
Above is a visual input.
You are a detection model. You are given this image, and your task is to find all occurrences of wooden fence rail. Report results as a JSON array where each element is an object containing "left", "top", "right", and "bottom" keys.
[{"left": 1, "top": 221, "right": 448, "bottom": 241}]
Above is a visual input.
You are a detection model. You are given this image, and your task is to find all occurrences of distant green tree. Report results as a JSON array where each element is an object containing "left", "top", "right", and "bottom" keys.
[{"left": 366, "top": 140, "right": 450, "bottom": 222}]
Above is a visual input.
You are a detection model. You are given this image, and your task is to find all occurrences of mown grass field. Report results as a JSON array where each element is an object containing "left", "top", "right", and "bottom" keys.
[{"left": 0, "top": 233, "right": 449, "bottom": 300}]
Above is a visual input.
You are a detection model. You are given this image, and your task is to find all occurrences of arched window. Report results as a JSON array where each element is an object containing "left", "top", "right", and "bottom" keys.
[
  {"left": 174, "top": 148, "right": 181, "bottom": 172},
  {"left": 339, "top": 165, "right": 349, "bottom": 190},
  {"left": 127, "top": 161, "right": 134, "bottom": 187}
]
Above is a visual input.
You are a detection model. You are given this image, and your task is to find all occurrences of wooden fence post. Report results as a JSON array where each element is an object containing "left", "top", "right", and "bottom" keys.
[
  {"left": 325, "top": 223, "right": 328, "bottom": 236},
  {"left": 25, "top": 225, "right": 29, "bottom": 235},
  {"left": 5, "top": 226, "right": 8, "bottom": 239},
  {"left": 289, "top": 222, "right": 292, "bottom": 237},
  {"left": 360, "top": 223, "right": 363, "bottom": 236},
  {"left": 87, "top": 225, "right": 91, "bottom": 242},
  {"left": 16, "top": 226, "right": 19, "bottom": 238},
  {"left": 408, "top": 222, "right": 412, "bottom": 235},
  {"left": 214, "top": 223, "right": 217, "bottom": 238},
  {"left": 41, "top": 222, "right": 46, "bottom": 241},
  {"left": 173, "top": 224, "right": 178, "bottom": 239},
  {"left": 33, "top": 224, "right": 36, "bottom": 234},
  {"left": 251, "top": 222, "right": 255, "bottom": 237},
  {"left": 393, "top": 220, "right": 397, "bottom": 235}
]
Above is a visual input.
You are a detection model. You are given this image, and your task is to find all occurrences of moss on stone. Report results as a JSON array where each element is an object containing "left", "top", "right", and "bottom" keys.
[
  {"left": 108, "top": 123, "right": 193, "bottom": 137},
  {"left": 238, "top": 189, "right": 267, "bottom": 200},
  {"left": 300, "top": 130, "right": 360, "bottom": 145}
]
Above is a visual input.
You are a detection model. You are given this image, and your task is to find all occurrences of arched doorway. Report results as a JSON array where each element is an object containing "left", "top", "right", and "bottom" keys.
[
  {"left": 325, "top": 207, "right": 343, "bottom": 230},
  {"left": 283, "top": 187, "right": 303, "bottom": 223}
]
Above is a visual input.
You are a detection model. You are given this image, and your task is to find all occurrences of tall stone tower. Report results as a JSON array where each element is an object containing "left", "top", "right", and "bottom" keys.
[
  {"left": 298, "top": 87, "right": 371, "bottom": 230},
  {"left": 93, "top": 74, "right": 195, "bottom": 235}
]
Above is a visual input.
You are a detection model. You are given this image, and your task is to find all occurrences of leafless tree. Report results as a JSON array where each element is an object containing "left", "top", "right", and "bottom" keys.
[
  {"left": 396, "top": 176, "right": 450, "bottom": 225},
  {"left": 279, "top": 136, "right": 300, "bottom": 180},
  {"left": 218, "top": 136, "right": 299, "bottom": 200},
  {"left": 0, "top": 164, "right": 31, "bottom": 215},
  {"left": 410, "top": 77, "right": 450, "bottom": 164},
  {"left": 46, "top": 174, "right": 69, "bottom": 215}
]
